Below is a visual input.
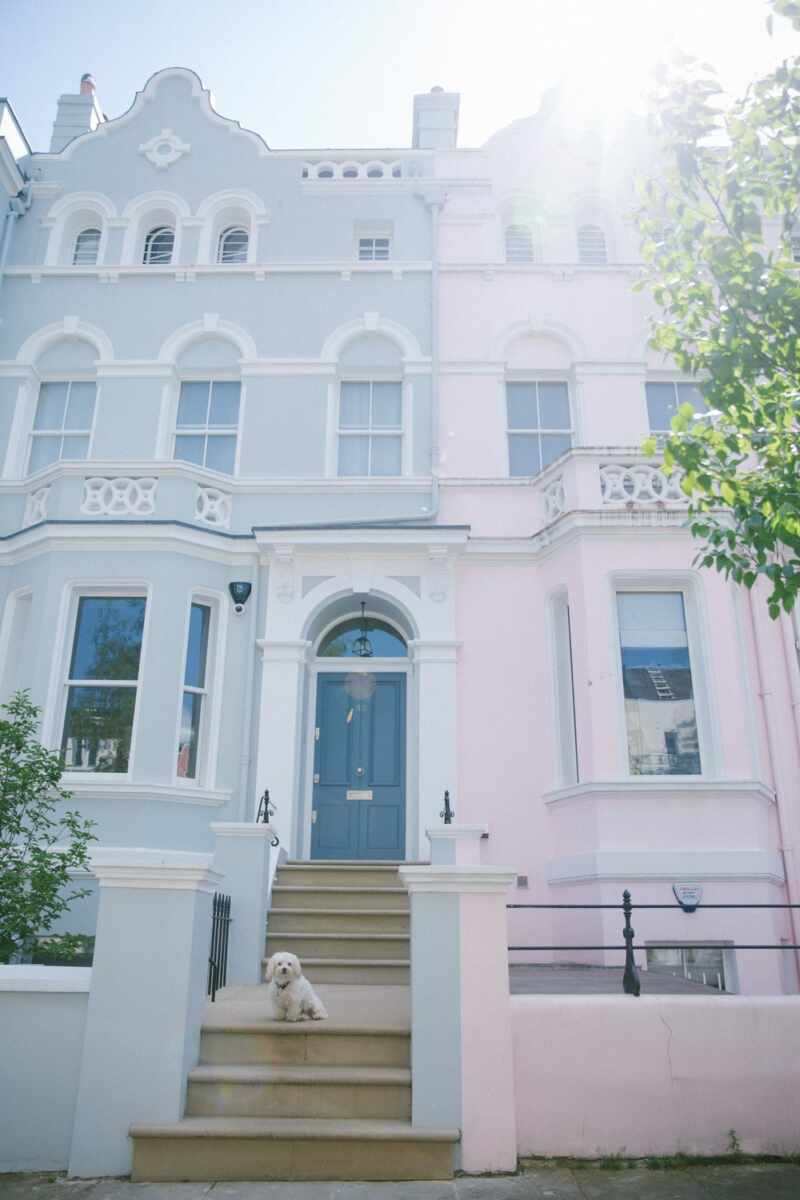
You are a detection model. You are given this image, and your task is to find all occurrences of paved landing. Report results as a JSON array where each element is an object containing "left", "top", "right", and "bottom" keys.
[
  {"left": 4, "top": 1164, "right": 799, "bottom": 1197},
  {"left": 206, "top": 983, "right": 410, "bottom": 1028}
]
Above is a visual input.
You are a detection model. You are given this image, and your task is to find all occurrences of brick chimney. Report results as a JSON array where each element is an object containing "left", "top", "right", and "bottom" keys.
[
  {"left": 49, "top": 73, "right": 105, "bottom": 153},
  {"left": 412, "top": 86, "right": 460, "bottom": 150}
]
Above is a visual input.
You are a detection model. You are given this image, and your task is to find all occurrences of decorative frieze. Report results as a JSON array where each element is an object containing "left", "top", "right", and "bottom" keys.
[
  {"left": 194, "top": 485, "right": 231, "bottom": 529},
  {"left": 81, "top": 476, "right": 158, "bottom": 516},
  {"left": 23, "top": 485, "right": 50, "bottom": 527},
  {"left": 599, "top": 463, "right": 685, "bottom": 506}
]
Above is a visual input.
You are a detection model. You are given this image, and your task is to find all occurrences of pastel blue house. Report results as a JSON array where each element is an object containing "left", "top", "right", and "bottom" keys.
[{"left": 0, "top": 70, "right": 462, "bottom": 898}]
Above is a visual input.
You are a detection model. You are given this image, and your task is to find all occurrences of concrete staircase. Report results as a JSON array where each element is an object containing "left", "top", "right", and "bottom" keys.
[{"left": 130, "top": 860, "right": 459, "bottom": 1181}]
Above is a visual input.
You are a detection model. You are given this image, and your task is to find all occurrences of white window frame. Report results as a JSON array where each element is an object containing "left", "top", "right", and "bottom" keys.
[
  {"left": 609, "top": 574, "right": 717, "bottom": 781},
  {"left": 336, "top": 376, "right": 406, "bottom": 477},
  {"left": 355, "top": 222, "right": 393, "bottom": 262},
  {"left": 549, "top": 590, "right": 579, "bottom": 787},
  {"left": 143, "top": 225, "right": 176, "bottom": 265},
  {"left": 172, "top": 375, "right": 242, "bottom": 477},
  {"left": 54, "top": 585, "right": 151, "bottom": 780},
  {"left": 27, "top": 378, "right": 98, "bottom": 477},
  {"left": 505, "top": 377, "right": 573, "bottom": 478},
  {"left": 217, "top": 225, "right": 249, "bottom": 264},
  {"left": 645, "top": 942, "right": 737, "bottom": 993},
  {"left": 645, "top": 378, "right": 706, "bottom": 446},
  {"left": 577, "top": 223, "right": 608, "bottom": 265},
  {"left": 505, "top": 224, "right": 535, "bottom": 263},
  {"left": 173, "top": 592, "right": 227, "bottom": 789},
  {"left": 72, "top": 227, "right": 102, "bottom": 266}
]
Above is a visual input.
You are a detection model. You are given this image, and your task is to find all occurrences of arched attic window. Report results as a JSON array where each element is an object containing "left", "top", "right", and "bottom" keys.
[
  {"left": 72, "top": 228, "right": 101, "bottom": 266},
  {"left": 217, "top": 226, "right": 249, "bottom": 264},
  {"left": 505, "top": 225, "right": 534, "bottom": 263},
  {"left": 143, "top": 226, "right": 175, "bottom": 265},
  {"left": 577, "top": 224, "right": 608, "bottom": 265}
]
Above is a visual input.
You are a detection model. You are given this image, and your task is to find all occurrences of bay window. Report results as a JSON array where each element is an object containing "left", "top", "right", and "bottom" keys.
[
  {"left": 61, "top": 595, "right": 146, "bottom": 773},
  {"left": 176, "top": 602, "right": 211, "bottom": 780}
]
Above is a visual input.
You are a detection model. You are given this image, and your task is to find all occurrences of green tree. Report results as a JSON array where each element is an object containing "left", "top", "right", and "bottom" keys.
[
  {"left": 0, "top": 691, "right": 95, "bottom": 963},
  {"left": 636, "top": 0, "right": 800, "bottom": 617}
]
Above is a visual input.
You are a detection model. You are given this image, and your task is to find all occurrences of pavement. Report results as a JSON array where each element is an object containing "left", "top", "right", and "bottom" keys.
[{"left": 3, "top": 1165, "right": 800, "bottom": 1199}]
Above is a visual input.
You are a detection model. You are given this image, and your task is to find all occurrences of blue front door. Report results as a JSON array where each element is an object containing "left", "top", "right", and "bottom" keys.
[{"left": 311, "top": 672, "right": 406, "bottom": 860}]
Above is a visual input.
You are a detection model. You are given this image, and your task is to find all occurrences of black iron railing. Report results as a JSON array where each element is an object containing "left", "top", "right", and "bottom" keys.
[
  {"left": 256, "top": 788, "right": 280, "bottom": 847},
  {"left": 207, "top": 892, "right": 231, "bottom": 1001},
  {"left": 508, "top": 889, "right": 800, "bottom": 997},
  {"left": 440, "top": 789, "right": 455, "bottom": 824}
]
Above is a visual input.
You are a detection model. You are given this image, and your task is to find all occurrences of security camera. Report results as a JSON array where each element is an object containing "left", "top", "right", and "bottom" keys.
[{"left": 228, "top": 581, "right": 253, "bottom": 614}]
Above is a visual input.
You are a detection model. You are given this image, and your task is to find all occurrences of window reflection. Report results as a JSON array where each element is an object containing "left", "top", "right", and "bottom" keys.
[{"left": 617, "top": 592, "right": 701, "bottom": 776}]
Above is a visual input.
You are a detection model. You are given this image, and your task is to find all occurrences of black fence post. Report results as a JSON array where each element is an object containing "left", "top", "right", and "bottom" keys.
[
  {"left": 440, "top": 789, "right": 454, "bottom": 825},
  {"left": 207, "top": 892, "right": 232, "bottom": 1002},
  {"left": 256, "top": 787, "right": 280, "bottom": 847},
  {"left": 622, "top": 889, "right": 641, "bottom": 997}
]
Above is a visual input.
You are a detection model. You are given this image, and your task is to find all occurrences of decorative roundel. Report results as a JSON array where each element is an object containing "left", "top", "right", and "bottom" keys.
[{"left": 139, "top": 129, "right": 191, "bottom": 170}]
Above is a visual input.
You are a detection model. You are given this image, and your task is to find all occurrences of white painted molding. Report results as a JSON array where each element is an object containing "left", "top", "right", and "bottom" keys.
[
  {"left": 427, "top": 824, "right": 488, "bottom": 842},
  {"left": 320, "top": 314, "right": 424, "bottom": 362},
  {"left": 157, "top": 316, "right": 257, "bottom": 362},
  {"left": 400, "top": 865, "right": 517, "bottom": 894},
  {"left": 210, "top": 821, "right": 277, "bottom": 839},
  {"left": 89, "top": 847, "right": 222, "bottom": 892},
  {"left": 139, "top": 129, "right": 191, "bottom": 170},
  {"left": 546, "top": 850, "right": 785, "bottom": 885},
  {"left": 542, "top": 779, "right": 775, "bottom": 805},
  {"left": 258, "top": 638, "right": 312, "bottom": 664},
  {"left": 64, "top": 782, "right": 232, "bottom": 807},
  {"left": 15, "top": 318, "right": 114, "bottom": 365},
  {"left": 0, "top": 966, "right": 92, "bottom": 993}
]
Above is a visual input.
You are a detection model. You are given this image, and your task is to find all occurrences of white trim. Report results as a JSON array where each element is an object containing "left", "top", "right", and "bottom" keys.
[
  {"left": 89, "top": 846, "right": 222, "bottom": 891},
  {"left": 65, "top": 781, "right": 231, "bottom": 806},
  {"left": 547, "top": 850, "right": 785, "bottom": 884},
  {"left": 15, "top": 318, "right": 114, "bottom": 366},
  {"left": 120, "top": 191, "right": 192, "bottom": 266},
  {"left": 210, "top": 821, "right": 277, "bottom": 838},
  {"left": 542, "top": 778, "right": 775, "bottom": 805},
  {"left": 0, "top": 966, "right": 92, "bottom": 993},
  {"left": 2, "top": 261, "right": 433, "bottom": 280},
  {"left": 158, "top": 316, "right": 257, "bottom": 363},
  {"left": 320, "top": 315, "right": 425, "bottom": 362},
  {"left": 427, "top": 825, "right": 487, "bottom": 842},
  {"left": 494, "top": 319, "right": 587, "bottom": 363},
  {"left": 400, "top": 865, "right": 517, "bottom": 893}
]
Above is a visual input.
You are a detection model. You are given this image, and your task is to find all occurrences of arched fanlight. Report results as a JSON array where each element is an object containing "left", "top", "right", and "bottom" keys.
[{"left": 352, "top": 601, "right": 374, "bottom": 658}]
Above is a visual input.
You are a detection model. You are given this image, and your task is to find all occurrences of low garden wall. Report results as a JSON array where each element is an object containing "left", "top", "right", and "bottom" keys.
[{"left": 512, "top": 994, "right": 800, "bottom": 1159}]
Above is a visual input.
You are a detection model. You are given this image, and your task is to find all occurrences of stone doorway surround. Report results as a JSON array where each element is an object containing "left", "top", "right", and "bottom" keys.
[{"left": 252, "top": 527, "right": 466, "bottom": 860}]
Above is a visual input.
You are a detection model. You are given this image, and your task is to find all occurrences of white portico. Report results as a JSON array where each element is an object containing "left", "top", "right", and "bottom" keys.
[{"left": 252, "top": 526, "right": 466, "bottom": 860}]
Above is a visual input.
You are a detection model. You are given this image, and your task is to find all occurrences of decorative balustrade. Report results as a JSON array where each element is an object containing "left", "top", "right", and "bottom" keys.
[
  {"left": 195, "top": 485, "right": 231, "bottom": 529},
  {"left": 23, "top": 484, "right": 50, "bottom": 527},
  {"left": 599, "top": 463, "right": 685, "bottom": 506},
  {"left": 301, "top": 159, "right": 422, "bottom": 181},
  {"left": 81, "top": 476, "right": 158, "bottom": 516},
  {"left": 542, "top": 475, "right": 566, "bottom": 523}
]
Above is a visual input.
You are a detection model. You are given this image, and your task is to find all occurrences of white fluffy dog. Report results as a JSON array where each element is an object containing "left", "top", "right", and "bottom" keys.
[{"left": 265, "top": 952, "right": 328, "bottom": 1022}]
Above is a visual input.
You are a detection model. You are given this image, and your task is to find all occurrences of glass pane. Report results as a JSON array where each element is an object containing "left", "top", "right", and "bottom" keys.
[
  {"left": 209, "top": 382, "right": 240, "bottom": 426},
  {"left": 509, "top": 434, "right": 541, "bottom": 476},
  {"left": 541, "top": 433, "right": 571, "bottom": 469},
  {"left": 69, "top": 596, "right": 146, "bottom": 681},
  {"left": 177, "top": 382, "right": 210, "bottom": 427},
  {"left": 61, "top": 685, "right": 137, "bottom": 773},
  {"left": 538, "top": 382, "right": 570, "bottom": 429},
  {"left": 358, "top": 239, "right": 374, "bottom": 261},
  {"left": 340, "top": 382, "right": 370, "bottom": 428},
  {"left": 205, "top": 435, "right": 236, "bottom": 474},
  {"left": 174, "top": 435, "right": 206, "bottom": 466},
  {"left": 60, "top": 435, "right": 90, "bottom": 460},
  {"left": 677, "top": 383, "right": 706, "bottom": 414},
  {"left": 371, "top": 382, "right": 402, "bottom": 427},
  {"left": 28, "top": 436, "right": 61, "bottom": 473},
  {"left": 617, "top": 592, "right": 701, "bottom": 776},
  {"left": 506, "top": 383, "right": 538, "bottom": 429},
  {"left": 374, "top": 238, "right": 390, "bottom": 260},
  {"left": 64, "top": 382, "right": 96, "bottom": 430},
  {"left": 184, "top": 603, "right": 210, "bottom": 688},
  {"left": 34, "top": 383, "right": 68, "bottom": 430},
  {"left": 318, "top": 618, "right": 407, "bottom": 657},
  {"left": 339, "top": 435, "right": 369, "bottom": 476},
  {"left": 370, "top": 435, "right": 402, "bottom": 475},
  {"left": 176, "top": 691, "right": 202, "bottom": 779},
  {"left": 646, "top": 383, "right": 678, "bottom": 432}
]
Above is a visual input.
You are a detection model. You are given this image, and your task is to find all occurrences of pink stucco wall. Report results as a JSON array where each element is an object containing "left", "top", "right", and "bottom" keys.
[{"left": 511, "top": 995, "right": 800, "bottom": 1157}]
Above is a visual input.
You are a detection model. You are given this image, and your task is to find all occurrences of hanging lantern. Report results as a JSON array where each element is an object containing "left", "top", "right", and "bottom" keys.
[{"left": 353, "top": 601, "right": 374, "bottom": 658}]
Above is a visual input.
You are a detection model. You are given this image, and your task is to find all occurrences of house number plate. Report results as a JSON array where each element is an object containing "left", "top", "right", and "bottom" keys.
[{"left": 346, "top": 789, "right": 373, "bottom": 800}]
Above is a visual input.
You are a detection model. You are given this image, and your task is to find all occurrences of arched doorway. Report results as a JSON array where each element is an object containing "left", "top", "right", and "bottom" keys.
[{"left": 309, "top": 604, "right": 409, "bottom": 860}]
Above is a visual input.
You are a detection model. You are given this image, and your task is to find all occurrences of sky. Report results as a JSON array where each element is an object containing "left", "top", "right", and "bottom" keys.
[{"left": 1, "top": 0, "right": 798, "bottom": 152}]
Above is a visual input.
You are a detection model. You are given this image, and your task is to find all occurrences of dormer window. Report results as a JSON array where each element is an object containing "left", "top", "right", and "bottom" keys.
[
  {"left": 72, "top": 228, "right": 101, "bottom": 266},
  {"left": 505, "top": 225, "right": 534, "bottom": 263},
  {"left": 577, "top": 224, "right": 607, "bottom": 265},
  {"left": 143, "top": 226, "right": 175, "bottom": 265},
  {"left": 217, "top": 226, "right": 249, "bottom": 264}
]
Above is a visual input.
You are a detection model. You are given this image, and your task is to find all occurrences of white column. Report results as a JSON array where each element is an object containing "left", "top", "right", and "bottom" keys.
[
  {"left": 69, "top": 849, "right": 221, "bottom": 1178},
  {"left": 411, "top": 639, "right": 459, "bottom": 859},
  {"left": 253, "top": 639, "right": 310, "bottom": 854},
  {"left": 399, "top": 863, "right": 518, "bottom": 1173},
  {"left": 211, "top": 822, "right": 276, "bottom": 986}
]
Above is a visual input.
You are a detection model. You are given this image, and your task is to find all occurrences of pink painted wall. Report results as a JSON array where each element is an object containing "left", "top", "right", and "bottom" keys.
[{"left": 511, "top": 995, "right": 800, "bottom": 1157}]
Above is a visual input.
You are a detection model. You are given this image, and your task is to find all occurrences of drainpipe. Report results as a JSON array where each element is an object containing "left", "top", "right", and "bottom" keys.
[
  {"left": 0, "top": 182, "right": 32, "bottom": 295},
  {"left": 746, "top": 589, "right": 800, "bottom": 986}
]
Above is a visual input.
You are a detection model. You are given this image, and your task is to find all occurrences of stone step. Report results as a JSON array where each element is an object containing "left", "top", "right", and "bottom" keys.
[
  {"left": 271, "top": 885, "right": 409, "bottom": 912},
  {"left": 270, "top": 957, "right": 410, "bottom": 986},
  {"left": 200, "top": 1022, "right": 410, "bottom": 1068},
  {"left": 275, "top": 864, "right": 403, "bottom": 889},
  {"left": 268, "top": 907, "right": 409, "bottom": 935},
  {"left": 186, "top": 1063, "right": 411, "bottom": 1120},
  {"left": 130, "top": 1117, "right": 458, "bottom": 1182},
  {"left": 267, "top": 931, "right": 410, "bottom": 961}
]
